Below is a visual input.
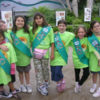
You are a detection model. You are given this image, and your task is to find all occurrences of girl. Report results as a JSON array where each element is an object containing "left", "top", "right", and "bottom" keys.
[
  {"left": 70, "top": 26, "right": 89, "bottom": 93},
  {"left": 0, "top": 30, "right": 19, "bottom": 98},
  {"left": 10, "top": 16, "right": 32, "bottom": 93},
  {"left": 50, "top": 20, "right": 75, "bottom": 92},
  {"left": 87, "top": 21, "right": 100, "bottom": 97},
  {"left": 30, "top": 12, "right": 54, "bottom": 96}
]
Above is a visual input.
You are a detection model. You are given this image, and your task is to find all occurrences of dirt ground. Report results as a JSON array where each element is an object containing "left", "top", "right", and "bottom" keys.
[{"left": 1, "top": 48, "right": 100, "bottom": 100}]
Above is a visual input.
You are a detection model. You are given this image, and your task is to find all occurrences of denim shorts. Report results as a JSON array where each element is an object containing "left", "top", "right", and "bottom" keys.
[{"left": 50, "top": 66, "right": 63, "bottom": 82}]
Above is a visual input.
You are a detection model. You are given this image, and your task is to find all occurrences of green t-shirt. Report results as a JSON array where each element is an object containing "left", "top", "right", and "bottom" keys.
[
  {"left": 70, "top": 37, "right": 89, "bottom": 69},
  {"left": 8, "top": 29, "right": 31, "bottom": 66},
  {"left": 88, "top": 36, "right": 100, "bottom": 72},
  {"left": 1, "top": 42, "right": 17, "bottom": 64},
  {"left": 50, "top": 31, "right": 75, "bottom": 66},
  {"left": 0, "top": 42, "right": 17, "bottom": 85},
  {"left": 4, "top": 30, "right": 12, "bottom": 43},
  {"left": 30, "top": 26, "right": 54, "bottom": 58}
]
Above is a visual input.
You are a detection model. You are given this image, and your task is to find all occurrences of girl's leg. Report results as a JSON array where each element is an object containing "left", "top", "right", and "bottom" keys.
[
  {"left": 8, "top": 82, "right": 15, "bottom": 92},
  {"left": 79, "top": 67, "right": 90, "bottom": 86},
  {"left": 41, "top": 58, "right": 49, "bottom": 83},
  {"left": 25, "top": 72, "right": 30, "bottom": 85},
  {"left": 93, "top": 74, "right": 100, "bottom": 97},
  {"left": 90, "top": 73, "right": 97, "bottom": 93},
  {"left": 74, "top": 68, "right": 80, "bottom": 93},
  {"left": 25, "top": 72, "right": 32, "bottom": 93},
  {"left": 55, "top": 66, "right": 64, "bottom": 92},
  {"left": 19, "top": 72, "right": 27, "bottom": 92},
  {"left": 74, "top": 68, "right": 80, "bottom": 82},
  {"left": 92, "top": 73, "right": 97, "bottom": 84},
  {"left": 33, "top": 58, "right": 48, "bottom": 96},
  {"left": 19, "top": 72, "right": 24, "bottom": 85},
  {"left": 0, "top": 85, "right": 3, "bottom": 91}
]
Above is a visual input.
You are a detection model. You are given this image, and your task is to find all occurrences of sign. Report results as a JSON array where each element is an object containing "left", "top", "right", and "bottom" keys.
[
  {"left": 1, "top": 11, "right": 13, "bottom": 29},
  {"left": 56, "top": 11, "right": 65, "bottom": 26},
  {"left": 84, "top": 8, "right": 91, "bottom": 22}
]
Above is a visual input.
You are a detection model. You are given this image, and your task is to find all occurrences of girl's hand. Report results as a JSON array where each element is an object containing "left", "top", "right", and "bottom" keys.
[
  {"left": 50, "top": 54, "right": 54, "bottom": 60},
  {"left": 0, "top": 45, "right": 8, "bottom": 51}
]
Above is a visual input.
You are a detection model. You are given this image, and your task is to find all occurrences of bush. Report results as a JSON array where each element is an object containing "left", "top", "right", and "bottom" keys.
[
  {"left": 29, "top": 6, "right": 55, "bottom": 25},
  {"left": 72, "top": 18, "right": 83, "bottom": 24}
]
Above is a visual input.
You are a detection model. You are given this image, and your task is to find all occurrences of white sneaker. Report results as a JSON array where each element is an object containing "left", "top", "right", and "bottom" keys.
[
  {"left": 19, "top": 85, "right": 27, "bottom": 93},
  {"left": 44, "top": 82, "right": 49, "bottom": 89},
  {"left": 90, "top": 84, "right": 97, "bottom": 93},
  {"left": 74, "top": 82, "right": 81, "bottom": 93},
  {"left": 37, "top": 85, "right": 48, "bottom": 96},
  {"left": 93, "top": 88, "right": 100, "bottom": 97},
  {"left": 26, "top": 85, "right": 32, "bottom": 93}
]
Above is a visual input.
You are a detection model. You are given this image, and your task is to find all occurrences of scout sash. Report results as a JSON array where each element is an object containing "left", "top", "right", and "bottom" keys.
[
  {"left": 10, "top": 32, "right": 32, "bottom": 57},
  {"left": 32, "top": 26, "right": 51, "bottom": 51},
  {"left": 54, "top": 33, "right": 68, "bottom": 63},
  {"left": 73, "top": 38, "right": 88, "bottom": 65},
  {"left": 0, "top": 51, "right": 10, "bottom": 75},
  {"left": 88, "top": 34, "right": 100, "bottom": 53}
]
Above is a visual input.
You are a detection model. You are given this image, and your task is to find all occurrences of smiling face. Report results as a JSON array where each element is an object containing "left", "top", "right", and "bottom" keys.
[
  {"left": 92, "top": 22, "right": 100, "bottom": 34},
  {"left": 77, "top": 27, "right": 86, "bottom": 39},
  {"left": 0, "top": 22, "right": 7, "bottom": 31},
  {"left": 58, "top": 23, "right": 66, "bottom": 33},
  {"left": 35, "top": 16, "right": 44, "bottom": 26},
  {"left": 15, "top": 17, "right": 25, "bottom": 29}
]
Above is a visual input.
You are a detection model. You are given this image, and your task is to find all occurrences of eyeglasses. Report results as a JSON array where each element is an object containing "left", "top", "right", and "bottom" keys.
[{"left": 94, "top": 25, "right": 100, "bottom": 28}]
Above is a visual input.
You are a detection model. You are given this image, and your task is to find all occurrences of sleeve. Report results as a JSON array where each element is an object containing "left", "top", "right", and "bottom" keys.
[
  {"left": 29, "top": 27, "right": 34, "bottom": 43},
  {"left": 65, "top": 32, "right": 75, "bottom": 46},
  {"left": 68, "top": 40, "right": 73, "bottom": 47},
  {"left": 49, "top": 28, "right": 54, "bottom": 44},
  {"left": 9, "top": 43, "right": 17, "bottom": 63},
  {"left": 88, "top": 41, "right": 95, "bottom": 53}
]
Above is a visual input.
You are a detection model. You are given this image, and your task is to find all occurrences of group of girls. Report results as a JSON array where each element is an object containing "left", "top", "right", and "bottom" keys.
[{"left": 0, "top": 12, "right": 100, "bottom": 99}]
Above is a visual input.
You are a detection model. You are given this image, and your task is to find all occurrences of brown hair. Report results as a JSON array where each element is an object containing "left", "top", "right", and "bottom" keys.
[
  {"left": 58, "top": 20, "right": 67, "bottom": 26},
  {"left": 75, "top": 26, "right": 87, "bottom": 38},
  {"left": 0, "top": 30, "right": 5, "bottom": 39},
  {"left": 32, "top": 12, "right": 48, "bottom": 33},
  {"left": 12, "top": 16, "right": 29, "bottom": 33},
  {"left": 0, "top": 20, "right": 5, "bottom": 30},
  {"left": 87, "top": 21, "right": 100, "bottom": 37}
]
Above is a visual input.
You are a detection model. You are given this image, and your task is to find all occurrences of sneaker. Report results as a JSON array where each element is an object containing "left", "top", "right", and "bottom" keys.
[
  {"left": 19, "top": 85, "right": 27, "bottom": 93},
  {"left": 93, "top": 88, "right": 100, "bottom": 97},
  {"left": 90, "top": 84, "right": 97, "bottom": 93},
  {"left": 56, "top": 83, "right": 62, "bottom": 92},
  {"left": 37, "top": 85, "right": 48, "bottom": 96},
  {"left": 61, "top": 80, "right": 66, "bottom": 91},
  {"left": 26, "top": 85, "right": 32, "bottom": 93},
  {"left": 74, "top": 82, "right": 81, "bottom": 93},
  {"left": 12, "top": 91, "right": 21, "bottom": 100},
  {"left": 10, "top": 88, "right": 20, "bottom": 93},
  {"left": 44, "top": 82, "right": 49, "bottom": 89},
  {"left": 0, "top": 91, "right": 11, "bottom": 98}
]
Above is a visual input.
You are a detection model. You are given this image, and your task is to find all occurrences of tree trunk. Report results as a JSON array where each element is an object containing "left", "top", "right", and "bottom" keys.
[
  {"left": 87, "top": 0, "right": 94, "bottom": 10},
  {"left": 65, "top": 0, "right": 72, "bottom": 12},
  {"left": 72, "top": 0, "right": 78, "bottom": 17}
]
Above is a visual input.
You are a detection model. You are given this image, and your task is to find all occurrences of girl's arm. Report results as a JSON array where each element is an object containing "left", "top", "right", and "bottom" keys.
[
  {"left": 0, "top": 45, "right": 8, "bottom": 51},
  {"left": 94, "top": 51, "right": 100, "bottom": 66},
  {"left": 50, "top": 43, "right": 54, "bottom": 60},
  {"left": 94, "top": 51, "right": 100, "bottom": 60}
]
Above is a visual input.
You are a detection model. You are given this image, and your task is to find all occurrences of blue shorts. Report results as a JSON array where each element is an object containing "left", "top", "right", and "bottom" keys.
[
  {"left": 50, "top": 66, "right": 63, "bottom": 82},
  {"left": 91, "top": 71, "right": 100, "bottom": 74}
]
